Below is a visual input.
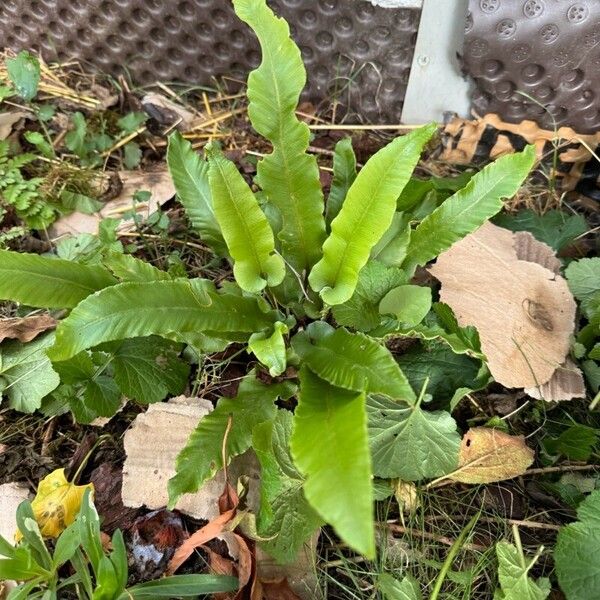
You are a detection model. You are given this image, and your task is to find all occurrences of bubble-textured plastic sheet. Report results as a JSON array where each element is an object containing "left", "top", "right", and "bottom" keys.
[
  {"left": 0, "top": 0, "right": 421, "bottom": 123},
  {"left": 463, "top": 0, "right": 600, "bottom": 133}
]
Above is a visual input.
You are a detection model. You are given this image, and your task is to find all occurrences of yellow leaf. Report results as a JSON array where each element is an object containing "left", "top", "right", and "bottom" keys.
[
  {"left": 25, "top": 468, "right": 93, "bottom": 538},
  {"left": 449, "top": 427, "right": 534, "bottom": 484}
]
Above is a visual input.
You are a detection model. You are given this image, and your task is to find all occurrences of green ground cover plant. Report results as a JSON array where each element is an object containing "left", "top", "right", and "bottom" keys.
[{"left": 0, "top": 0, "right": 599, "bottom": 598}]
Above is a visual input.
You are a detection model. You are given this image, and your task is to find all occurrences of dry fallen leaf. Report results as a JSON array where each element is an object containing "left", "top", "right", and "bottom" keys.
[
  {"left": 21, "top": 468, "right": 93, "bottom": 538},
  {"left": 0, "top": 111, "right": 27, "bottom": 140},
  {"left": 525, "top": 358, "right": 586, "bottom": 402},
  {"left": 449, "top": 427, "right": 534, "bottom": 484},
  {"left": 0, "top": 315, "right": 57, "bottom": 343},
  {"left": 429, "top": 222, "right": 576, "bottom": 389},
  {"left": 49, "top": 168, "right": 175, "bottom": 238},
  {"left": 141, "top": 92, "right": 201, "bottom": 130}
]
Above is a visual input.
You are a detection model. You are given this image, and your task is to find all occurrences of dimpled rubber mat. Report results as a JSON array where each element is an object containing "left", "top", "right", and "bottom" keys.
[
  {"left": 463, "top": 0, "right": 600, "bottom": 134},
  {"left": 0, "top": 0, "right": 420, "bottom": 123}
]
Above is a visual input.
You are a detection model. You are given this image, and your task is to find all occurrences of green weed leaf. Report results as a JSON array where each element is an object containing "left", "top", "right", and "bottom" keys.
[
  {"left": 206, "top": 143, "right": 285, "bottom": 292},
  {"left": 253, "top": 411, "right": 322, "bottom": 563},
  {"left": 403, "top": 145, "right": 536, "bottom": 272},
  {"left": 0, "top": 249, "right": 116, "bottom": 309},
  {"left": 49, "top": 280, "right": 279, "bottom": 361},
  {"left": 309, "top": 124, "right": 435, "bottom": 305},
  {"left": 6, "top": 51, "right": 40, "bottom": 101},
  {"left": 379, "top": 573, "right": 422, "bottom": 600},
  {"left": 326, "top": 137, "right": 357, "bottom": 226},
  {"left": 0, "top": 334, "right": 59, "bottom": 412},
  {"left": 291, "top": 367, "right": 374, "bottom": 557},
  {"left": 103, "top": 252, "right": 171, "bottom": 282},
  {"left": 292, "top": 324, "right": 416, "bottom": 403},
  {"left": 367, "top": 395, "right": 460, "bottom": 480},
  {"left": 168, "top": 373, "right": 293, "bottom": 505},
  {"left": 555, "top": 489, "right": 600, "bottom": 600},
  {"left": 565, "top": 257, "right": 600, "bottom": 319},
  {"left": 495, "top": 541, "right": 550, "bottom": 600},
  {"left": 494, "top": 209, "right": 587, "bottom": 252},
  {"left": 248, "top": 321, "right": 288, "bottom": 377},
  {"left": 379, "top": 284, "right": 432, "bottom": 327},
  {"left": 331, "top": 261, "right": 407, "bottom": 332},
  {"left": 234, "top": 0, "right": 326, "bottom": 277},
  {"left": 166, "top": 131, "right": 226, "bottom": 254},
  {"left": 112, "top": 336, "right": 189, "bottom": 404}
]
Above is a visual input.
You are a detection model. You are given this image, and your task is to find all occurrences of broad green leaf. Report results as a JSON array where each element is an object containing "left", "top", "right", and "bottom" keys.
[
  {"left": 326, "top": 137, "right": 357, "bottom": 225},
  {"left": 555, "top": 489, "right": 600, "bottom": 600},
  {"left": 332, "top": 261, "right": 407, "bottom": 332},
  {"left": 74, "top": 375, "right": 121, "bottom": 423},
  {"left": 49, "top": 280, "right": 279, "bottom": 362},
  {"left": 6, "top": 51, "right": 40, "bottom": 101},
  {"left": 123, "top": 575, "right": 239, "bottom": 599},
  {"left": 253, "top": 411, "right": 322, "bottom": 563},
  {"left": 166, "top": 131, "right": 226, "bottom": 254},
  {"left": 397, "top": 341, "right": 484, "bottom": 405},
  {"left": 248, "top": 321, "right": 288, "bottom": 377},
  {"left": 403, "top": 145, "right": 536, "bottom": 272},
  {"left": 103, "top": 252, "right": 171, "bottom": 282},
  {"left": 374, "top": 303, "right": 484, "bottom": 360},
  {"left": 309, "top": 124, "right": 435, "bottom": 305},
  {"left": 379, "top": 285, "right": 432, "bottom": 327},
  {"left": 565, "top": 258, "right": 600, "bottom": 318},
  {"left": 206, "top": 143, "right": 285, "bottom": 292},
  {"left": 53, "top": 523, "right": 80, "bottom": 567},
  {"left": 367, "top": 395, "right": 460, "bottom": 480},
  {"left": 123, "top": 142, "right": 142, "bottom": 169},
  {"left": 543, "top": 425, "right": 599, "bottom": 462},
  {"left": 371, "top": 212, "right": 412, "bottom": 267},
  {"left": 117, "top": 112, "right": 147, "bottom": 134},
  {"left": 292, "top": 324, "right": 416, "bottom": 403},
  {"left": 0, "top": 334, "right": 60, "bottom": 412},
  {"left": 291, "top": 368, "right": 374, "bottom": 557},
  {"left": 379, "top": 573, "right": 422, "bottom": 600},
  {"left": 111, "top": 336, "right": 189, "bottom": 404},
  {"left": 65, "top": 112, "right": 88, "bottom": 157},
  {"left": 168, "top": 373, "right": 293, "bottom": 505},
  {"left": 582, "top": 360, "right": 600, "bottom": 393},
  {"left": 59, "top": 190, "right": 103, "bottom": 214},
  {"left": 495, "top": 541, "right": 550, "bottom": 600},
  {"left": 0, "top": 250, "right": 116, "bottom": 309},
  {"left": 234, "top": 0, "right": 326, "bottom": 276},
  {"left": 494, "top": 209, "right": 587, "bottom": 253}
]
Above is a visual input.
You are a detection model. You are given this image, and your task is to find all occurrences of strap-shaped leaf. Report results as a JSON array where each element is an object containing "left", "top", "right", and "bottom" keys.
[
  {"left": 103, "top": 252, "right": 171, "bottom": 282},
  {"left": 206, "top": 143, "right": 285, "bottom": 292},
  {"left": 326, "top": 137, "right": 357, "bottom": 226},
  {"left": 403, "top": 145, "right": 536, "bottom": 272},
  {"left": 233, "top": 0, "right": 325, "bottom": 275},
  {"left": 49, "top": 280, "right": 279, "bottom": 362},
  {"left": 166, "top": 131, "right": 227, "bottom": 255},
  {"left": 292, "top": 323, "right": 416, "bottom": 403},
  {"left": 0, "top": 250, "right": 116, "bottom": 309},
  {"left": 168, "top": 373, "right": 293, "bottom": 504},
  {"left": 291, "top": 367, "right": 374, "bottom": 557},
  {"left": 309, "top": 124, "right": 436, "bottom": 305}
]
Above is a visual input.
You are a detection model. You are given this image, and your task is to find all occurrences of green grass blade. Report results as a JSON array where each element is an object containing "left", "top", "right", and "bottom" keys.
[{"left": 309, "top": 124, "right": 436, "bottom": 305}]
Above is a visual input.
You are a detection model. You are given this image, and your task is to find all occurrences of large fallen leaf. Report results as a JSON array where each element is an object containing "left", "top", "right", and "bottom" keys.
[
  {"left": 429, "top": 222, "right": 576, "bottom": 389},
  {"left": 525, "top": 358, "right": 585, "bottom": 402},
  {"left": 122, "top": 396, "right": 260, "bottom": 519},
  {"left": 49, "top": 168, "right": 175, "bottom": 238},
  {"left": 0, "top": 112, "right": 27, "bottom": 140},
  {"left": 0, "top": 315, "right": 56, "bottom": 343},
  {"left": 24, "top": 468, "right": 93, "bottom": 538},
  {"left": 449, "top": 427, "right": 534, "bottom": 484}
]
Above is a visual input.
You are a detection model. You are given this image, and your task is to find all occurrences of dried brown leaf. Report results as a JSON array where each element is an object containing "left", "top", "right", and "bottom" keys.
[
  {"left": 429, "top": 222, "right": 576, "bottom": 389},
  {"left": 450, "top": 427, "right": 534, "bottom": 484},
  {"left": 0, "top": 112, "right": 26, "bottom": 140},
  {"left": 525, "top": 358, "right": 586, "bottom": 402},
  {"left": 0, "top": 315, "right": 57, "bottom": 343}
]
